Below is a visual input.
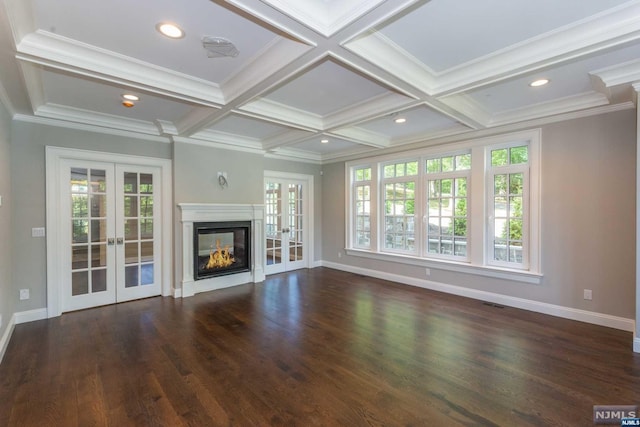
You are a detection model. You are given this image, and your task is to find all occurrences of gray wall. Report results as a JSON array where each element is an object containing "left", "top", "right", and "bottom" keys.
[
  {"left": 10, "top": 122, "right": 172, "bottom": 313},
  {"left": 321, "top": 109, "right": 637, "bottom": 319},
  {"left": 8, "top": 125, "right": 323, "bottom": 314},
  {"left": 0, "top": 100, "right": 12, "bottom": 345},
  {"left": 172, "top": 142, "right": 323, "bottom": 287},
  {"left": 5, "top": 109, "right": 635, "bottom": 326}
]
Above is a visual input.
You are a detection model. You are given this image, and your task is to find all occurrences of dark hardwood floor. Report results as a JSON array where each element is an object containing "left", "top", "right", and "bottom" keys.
[{"left": 1, "top": 267, "right": 639, "bottom": 426}]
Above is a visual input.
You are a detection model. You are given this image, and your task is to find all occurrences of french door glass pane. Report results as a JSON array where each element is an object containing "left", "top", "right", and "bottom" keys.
[
  {"left": 71, "top": 167, "right": 107, "bottom": 296},
  {"left": 92, "top": 269, "right": 107, "bottom": 292},
  {"left": 72, "top": 271, "right": 88, "bottom": 296},
  {"left": 125, "top": 265, "right": 138, "bottom": 288},
  {"left": 288, "top": 184, "right": 303, "bottom": 263},
  {"left": 91, "top": 244, "right": 107, "bottom": 267},
  {"left": 121, "top": 171, "right": 154, "bottom": 288},
  {"left": 265, "top": 182, "right": 282, "bottom": 266}
]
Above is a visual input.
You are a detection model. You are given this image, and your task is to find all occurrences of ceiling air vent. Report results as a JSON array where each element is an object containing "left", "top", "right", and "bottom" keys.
[{"left": 202, "top": 36, "right": 239, "bottom": 58}]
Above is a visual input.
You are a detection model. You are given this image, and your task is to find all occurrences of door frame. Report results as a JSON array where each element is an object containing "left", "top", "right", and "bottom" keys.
[
  {"left": 264, "top": 171, "right": 314, "bottom": 274},
  {"left": 46, "top": 146, "right": 173, "bottom": 318}
]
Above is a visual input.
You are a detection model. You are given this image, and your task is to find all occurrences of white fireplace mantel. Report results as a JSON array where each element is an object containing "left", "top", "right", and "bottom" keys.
[{"left": 178, "top": 203, "right": 265, "bottom": 297}]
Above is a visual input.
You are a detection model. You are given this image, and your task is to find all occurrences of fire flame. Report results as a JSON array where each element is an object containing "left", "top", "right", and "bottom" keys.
[{"left": 206, "top": 239, "right": 235, "bottom": 269}]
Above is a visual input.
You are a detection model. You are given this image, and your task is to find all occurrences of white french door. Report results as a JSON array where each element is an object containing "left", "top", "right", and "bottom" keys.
[
  {"left": 59, "top": 159, "right": 162, "bottom": 312},
  {"left": 264, "top": 173, "right": 312, "bottom": 275}
]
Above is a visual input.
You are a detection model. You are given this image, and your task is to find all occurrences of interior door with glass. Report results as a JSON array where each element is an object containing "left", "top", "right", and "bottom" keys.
[
  {"left": 62, "top": 160, "right": 116, "bottom": 312},
  {"left": 116, "top": 165, "right": 161, "bottom": 302},
  {"left": 265, "top": 179, "right": 307, "bottom": 275},
  {"left": 61, "top": 160, "right": 161, "bottom": 312}
]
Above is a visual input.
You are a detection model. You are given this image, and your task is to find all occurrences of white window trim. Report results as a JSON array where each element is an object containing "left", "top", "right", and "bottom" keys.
[{"left": 345, "top": 129, "right": 542, "bottom": 284}]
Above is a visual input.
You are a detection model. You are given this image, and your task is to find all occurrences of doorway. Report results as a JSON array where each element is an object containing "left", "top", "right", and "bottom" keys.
[
  {"left": 264, "top": 172, "right": 313, "bottom": 275},
  {"left": 46, "top": 147, "right": 172, "bottom": 316}
]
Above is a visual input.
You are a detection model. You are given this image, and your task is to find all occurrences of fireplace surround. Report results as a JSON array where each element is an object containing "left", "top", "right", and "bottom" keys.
[{"left": 178, "top": 203, "right": 264, "bottom": 297}]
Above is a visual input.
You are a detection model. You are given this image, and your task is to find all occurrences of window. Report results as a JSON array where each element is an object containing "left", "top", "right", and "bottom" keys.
[
  {"left": 345, "top": 130, "right": 540, "bottom": 281},
  {"left": 488, "top": 145, "right": 529, "bottom": 269},
  {"left": 382, "top": 160, "right": 418, "bottom": 252},
  {"left": 352, "top": 166, "right": 372, "bottom": 249},
  {"left": 426, "top": 153, "right": 470, "bottom": 260}
]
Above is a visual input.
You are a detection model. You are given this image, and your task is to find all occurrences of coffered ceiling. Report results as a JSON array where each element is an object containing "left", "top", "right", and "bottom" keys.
[{"left": 1, "top": 0, "right": 639, "bottom": 163}]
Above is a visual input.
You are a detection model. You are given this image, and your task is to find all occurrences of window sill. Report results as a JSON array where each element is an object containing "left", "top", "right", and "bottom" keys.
[{"left": 344, "top": 248, "right": 543, "bottom": 285}]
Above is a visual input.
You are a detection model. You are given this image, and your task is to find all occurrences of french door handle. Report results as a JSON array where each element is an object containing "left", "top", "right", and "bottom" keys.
[
  {"left": 116, "top": 237, "right": 124, "bottom": 245},
  {"left": 282, "top": 228, "right": 290, "bottom": 233},
  {"left": 108, "top": 238, "right": 115, "bottom": 246}
]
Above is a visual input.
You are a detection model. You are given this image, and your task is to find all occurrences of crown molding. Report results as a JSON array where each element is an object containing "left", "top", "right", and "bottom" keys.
[
  {"left": 265, "top": 146, "right": 322, "bottom": 163},
  {"left": 36, "top": 103, "right": 163, "bottom": 135},
  {"left": 0, "top": 80, "right": 16, "bottom": 118},
  {"left": 13, "top": 113, "right": 170, "bottom": 143},
  {"left": 155, "top": 120, "right": 179, "bottom": 136},
  {"left": 17, "top": 31, "right": 225, "bottom": 106},
  {"left": 2, "top": 0, "right": 35, "bottom": 45},
  {"left": 174, "top": 135, "right": 266, "bottom": 156},
  {"left": 592, "top": 58, "right": 640, "bottom": 87},
  {"left": 489, "top": 92, "right": 610, "bottom": 127},
  {"left": 189, "top": 129, "right": 264, "bottom": 151},
  {"left": 17, "top": 61, "right": 45, "bottom": 113}
]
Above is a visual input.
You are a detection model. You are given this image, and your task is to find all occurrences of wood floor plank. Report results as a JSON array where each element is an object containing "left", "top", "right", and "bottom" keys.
[{"left": 1, "top": 267, "right": 639, "bottom": 426}]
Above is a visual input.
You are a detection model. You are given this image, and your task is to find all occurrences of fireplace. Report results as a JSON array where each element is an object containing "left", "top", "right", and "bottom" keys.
[
  {"left": 178, "top": 203, "right": 265, "bottom": 298},
  {"left": 194, "top": 221, "right": 251, "bottom": 280}
]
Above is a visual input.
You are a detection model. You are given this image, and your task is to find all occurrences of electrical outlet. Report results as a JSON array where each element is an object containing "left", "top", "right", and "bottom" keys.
[
  {"left": 583, "top": 289, "right": 592, "bottom": 300},
  {"left": 425, "top": 268, "right": 431, "bottom": 276},
  {"left": 338, "top": 251, "right": 342, "bottom": 258},
  {"left": 0, "top": 314, "right": 2, "bottom": 329},
  {"left": 32, "top": 227, "right": 46, "bottom": 237},
  {"left": 19, "top": 289, "right": 29, "bottom": 300}
]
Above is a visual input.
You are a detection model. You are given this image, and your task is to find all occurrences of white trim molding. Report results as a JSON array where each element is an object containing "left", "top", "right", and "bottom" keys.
[
  {"left": 15, "top": 308, "right": 48, "bottom": 324},
  {"left": 0, "top": 315, "right": 15, "bottom": 365},
  {"left": 0, "top": 308, "right": 48, "bottom": 365},
  {"left": 321, "top": 261, "right": 635, "bottom": 332}
]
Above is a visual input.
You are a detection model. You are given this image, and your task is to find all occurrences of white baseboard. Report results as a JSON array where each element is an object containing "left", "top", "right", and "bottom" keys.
[
  {"left": 322, "top": 261, "right": 635, "bottom": 332},
  {"left": 15, "top": 308, "right": 48, "bottom": 324},
  {"left": 0, "top": 314, "right": 16, "bottom": 364},
  {"left": 0, "top": 308, "right": 55, "bottom": 365}
]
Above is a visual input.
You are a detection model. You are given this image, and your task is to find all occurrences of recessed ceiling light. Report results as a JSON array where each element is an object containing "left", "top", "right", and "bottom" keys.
[
  {"left": 122, "top": 94, "right": 139, "bottom": 101},
  {"left": 320, "top": 139, "right": 329, "bottom": 144},
  {"left": 156, "top": 22, "right": 185, "bottom": 39},
  {"left": 529, "top": 78, "right": 549, "bottom": 87},
  {"left": 394, "top": 117, "right": 407, "bottom": 124}
]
